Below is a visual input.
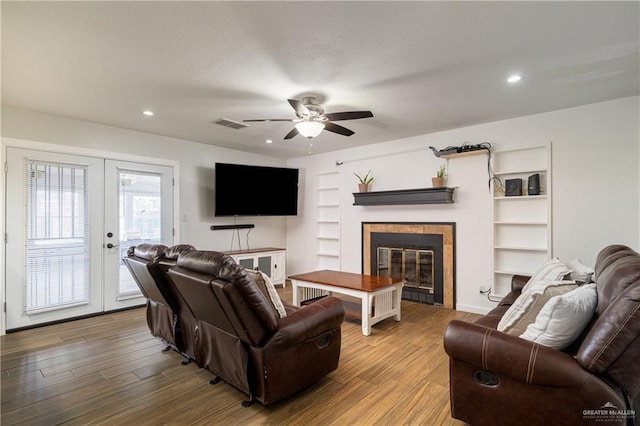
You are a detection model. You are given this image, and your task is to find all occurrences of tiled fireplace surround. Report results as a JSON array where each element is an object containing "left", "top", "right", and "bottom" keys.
[{"left": 361, "top": 222, "right": 456, "bottom": 309}]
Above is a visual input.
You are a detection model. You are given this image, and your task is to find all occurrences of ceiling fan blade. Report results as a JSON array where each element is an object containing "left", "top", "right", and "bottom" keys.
[
  {"left": 243, "top": 118, "right": 293, "bottom": 122},
  {"left": 324, "top": 111, "right": 374, "bottom": 121},
  {"left": 324, "top": 122, "right": 355, "bottom": 137},
  {"left": 288, "top": 99, "right": 310, "bottom": 118},
  {"left": 284, "top": 128, "right": 299, "bottom": 139}
]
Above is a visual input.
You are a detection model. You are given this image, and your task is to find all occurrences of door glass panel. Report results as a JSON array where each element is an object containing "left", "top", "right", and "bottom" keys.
[
  {"left": 118, "top": 170, "right": 163, "bottom": 296},
  {"left": 404, "top": 250, "right": 417, "bottom": 285},
  {"left": 377, "top": 247, "right": 389, "bottom": 278},
  {"left": 390, "top": 249, "right": 403, "bottom": 280},
  {"left": 419, "top": 250, "right": 435, "bottom": 290},
  {"left": 25, "top": 160, "right": 90, "bottom": 313}
]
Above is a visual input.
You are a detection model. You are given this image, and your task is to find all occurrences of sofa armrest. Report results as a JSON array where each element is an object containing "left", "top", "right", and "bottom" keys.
[
  {"left": 511, "top": 275, "right": 530, "bottom": 293},
  {"left": 443, "top": 320, "right": 590, "bottom": 388},
  {"left": 267, "top": 296, "right": 345, "bottom": 347}
]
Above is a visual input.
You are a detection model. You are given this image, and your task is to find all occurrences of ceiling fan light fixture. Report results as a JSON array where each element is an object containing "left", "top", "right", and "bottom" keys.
[
  {"left": 507, "top": 74, "right": 522, "bottom": 83},
  {"left": 295, "top": 121, "right": 325, "bottom": 138}
]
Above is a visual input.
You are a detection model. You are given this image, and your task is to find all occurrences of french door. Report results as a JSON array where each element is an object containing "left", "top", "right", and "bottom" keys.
[
  {"left": 103, "top": 160, "right": 174, "bottom": 311},
  {"left": 5, "top": 148, "right": 174, "bottom": 330}
]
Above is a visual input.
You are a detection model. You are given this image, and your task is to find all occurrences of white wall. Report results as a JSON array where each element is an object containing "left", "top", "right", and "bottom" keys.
[
  {"left": 2, "top": 97, "right": 638, "bottom": 317},
  {"left": 287, "top": 96, "right": 640, "bottom": 314},
  {"left": 0, "top": 106, "right": 290, "bottom": 252}
]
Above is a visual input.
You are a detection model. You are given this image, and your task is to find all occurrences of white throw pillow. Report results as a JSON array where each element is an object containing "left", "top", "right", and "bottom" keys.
[
  {"left": 521, "top": 258, "right": 573, "bottom": 293},
  {"left": 497, "top": 280, "right": 578, "bottom": 336},
  {"left": 519, "top": 283, "right": 597, "bottom": 350},
  {"left": 245, "top": 269, "right": 287, "bottom": 318},
  {"left": 567, "top": 258, "right": 595, "bottom": 283}
]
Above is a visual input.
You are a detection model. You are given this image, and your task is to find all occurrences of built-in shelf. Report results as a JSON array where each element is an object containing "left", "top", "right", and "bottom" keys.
[
  {"left": 494, "top": 168, "right": 546, "bottom": 176},
  {"left": 494, "top": 221, "right": 547, "bottom": 226},
  {"left": 494, "top": 195, "right": 547, "bottom": 200},
  {"left": 494, "top": 245, "right": 548, "bottom": 252},
  {"left": 316, "top": 252, "right": 340, "bottom": 257},
  {"left": 316, "top": 171, "right": 341, "bottom": 271},
  {"left": 353, "top": 187, "right": 455, "bottom": 206},
  {"left": 491, "top": 144, "right": 552, "bottom": 297},
  {"left": 438, "top": 150, "right": 489, "bottom": 159}
]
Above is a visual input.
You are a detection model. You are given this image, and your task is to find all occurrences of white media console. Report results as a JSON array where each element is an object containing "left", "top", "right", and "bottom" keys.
[{"left": 225, "top": 247, "right": 286, "bottom": 287}]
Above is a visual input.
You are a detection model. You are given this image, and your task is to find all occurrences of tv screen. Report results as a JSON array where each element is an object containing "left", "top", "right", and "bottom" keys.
[{"left": 215, "top": 163, "right": 299, "bottom": 216}]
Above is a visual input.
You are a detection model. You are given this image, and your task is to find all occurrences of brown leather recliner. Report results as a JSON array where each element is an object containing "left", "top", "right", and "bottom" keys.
[
  {"left": 151, "top": 244, "right": 198, "bottom": 362},
  {"left": 123, "top": 244, "right": 196, "bottom": 361},
  {"left": 167, "top": 250, "right": 346, "bottom": 406},
  {"left": 444, "top": 244, "right": 640, "bottom": 426},
  {"left": 123, "top": 244, "right": 173, "bottom": 350}
]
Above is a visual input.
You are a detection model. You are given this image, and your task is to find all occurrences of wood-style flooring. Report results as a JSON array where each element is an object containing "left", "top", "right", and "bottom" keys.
[{"left": 1, "top": 286, "right": 479, "bottom": 425}]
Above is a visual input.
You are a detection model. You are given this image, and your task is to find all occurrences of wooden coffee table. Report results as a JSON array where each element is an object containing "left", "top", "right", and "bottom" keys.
[{"left": 288, "top": 270, "right": 404, "bottom": 336}]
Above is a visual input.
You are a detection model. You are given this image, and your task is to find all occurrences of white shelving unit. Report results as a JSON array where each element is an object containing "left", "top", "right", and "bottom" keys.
[
  {"left": 316, "top": 171, "right": 341, "bottom": 270},
  {"left": 491, "top": 143, "right": 552, "bottom": 296}
]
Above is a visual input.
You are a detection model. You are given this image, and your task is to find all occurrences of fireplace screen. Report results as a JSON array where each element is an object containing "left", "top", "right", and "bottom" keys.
[{"left": 377, "top": 247, "right": 434, "bottom": 291}]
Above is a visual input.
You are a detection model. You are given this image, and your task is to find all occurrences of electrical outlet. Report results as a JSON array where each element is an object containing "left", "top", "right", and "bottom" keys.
[{"left": 479, "top": 286, "right": 490, "bottom": 294}]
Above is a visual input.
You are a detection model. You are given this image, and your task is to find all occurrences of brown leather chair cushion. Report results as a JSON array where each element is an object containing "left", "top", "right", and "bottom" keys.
[
  {"left": 164, "top": 244, "right": 195, "bottom": 260},
  {"left": 132, "top": 243, "right": 168, "bottom": 262}
]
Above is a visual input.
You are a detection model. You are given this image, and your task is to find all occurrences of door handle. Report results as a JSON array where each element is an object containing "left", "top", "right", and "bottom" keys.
[{"left": 106, "top": 243, "right": 119, "bottom": 249}]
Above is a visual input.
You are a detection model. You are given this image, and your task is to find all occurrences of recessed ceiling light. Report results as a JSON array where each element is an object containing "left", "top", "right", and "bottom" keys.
[
  {"left": 507, "top": 74, "right": 522, "bottom": 83},
  {"left": 265, "top": 139, "right": 273, "bottom": 144},
  {"left": 142, "top": 110, "right": 154, "bottom": 116}
]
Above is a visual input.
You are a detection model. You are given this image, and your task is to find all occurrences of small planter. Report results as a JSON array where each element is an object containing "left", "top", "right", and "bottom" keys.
[
  {"left": 432, "top": 177, "right": 445, "bottom": 188},
  {"left": 354, "top": 170, "right": 374, "bottom": 193},
  {"left": 358, "top": 183, "right": 371, "bottom": 192}
]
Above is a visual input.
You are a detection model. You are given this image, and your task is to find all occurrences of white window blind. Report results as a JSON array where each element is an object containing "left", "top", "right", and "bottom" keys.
[{"left": 25, "top": 160, "right": 90, "bottom": 313}]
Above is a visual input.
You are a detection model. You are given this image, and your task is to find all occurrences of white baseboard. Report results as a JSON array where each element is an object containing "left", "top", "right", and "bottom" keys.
[{"left": 455, "top": 303, "right": 493, "bottom": 315}]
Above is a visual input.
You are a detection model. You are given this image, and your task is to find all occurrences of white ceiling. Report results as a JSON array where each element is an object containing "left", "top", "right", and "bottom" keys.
[{"left": 2, "top": 1, "right": 639, "bottom": 159}]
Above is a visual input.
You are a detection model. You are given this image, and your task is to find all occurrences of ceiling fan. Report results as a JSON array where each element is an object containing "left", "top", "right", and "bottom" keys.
[{"left": 243, "top": 97, "right": 373, "bottom": 139}]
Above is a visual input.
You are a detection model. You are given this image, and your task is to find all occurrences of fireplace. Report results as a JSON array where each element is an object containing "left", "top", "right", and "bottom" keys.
[
  {"left": 362, "top": 222, "right": 455, "bottom": 309},
  {"left": 377, "top": 247, "right": 434, "bottom": 289}
]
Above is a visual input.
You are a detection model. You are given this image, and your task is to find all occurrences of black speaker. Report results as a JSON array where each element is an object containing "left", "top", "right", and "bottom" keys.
[
  {"left": 210, "top": 224, "right": 255, "bottom": 230},
  {"left": 528, "top": 173, "right": 540, "bottom": 195},
  {"left": 505, "top": 179, "right": 522, "bottom": 196}
]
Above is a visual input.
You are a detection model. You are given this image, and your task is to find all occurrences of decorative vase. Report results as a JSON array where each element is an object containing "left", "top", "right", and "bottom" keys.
[
  {"left": 432, "top": 177, "right": 445, "bottom": 188},
  {"left": 358, "top": 183, "right": 370, "bottom": 192}
]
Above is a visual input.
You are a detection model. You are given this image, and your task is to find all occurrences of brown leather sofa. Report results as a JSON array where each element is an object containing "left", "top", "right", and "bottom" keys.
[
  {"left": 444, "top": 244, "right": 640, "bottom": 425},
  {"left": 123, "top": 243, "right": 195, "bottom": 361},
  {"left": 167, "top": 250, "right": 346, "bottom": 406}
]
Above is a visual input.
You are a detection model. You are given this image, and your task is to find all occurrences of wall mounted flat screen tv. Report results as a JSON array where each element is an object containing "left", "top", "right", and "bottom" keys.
[{"left": 215, "top": 163, "right": 299, "bottom": 216}]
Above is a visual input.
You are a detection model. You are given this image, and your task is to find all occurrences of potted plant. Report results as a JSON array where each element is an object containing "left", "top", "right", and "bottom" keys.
[
  {"left": 354, "top": 170, "right": 374, "bottom": 192},
  {"left": 432, "top": 164, "right": 446, "bottom": 188}
]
